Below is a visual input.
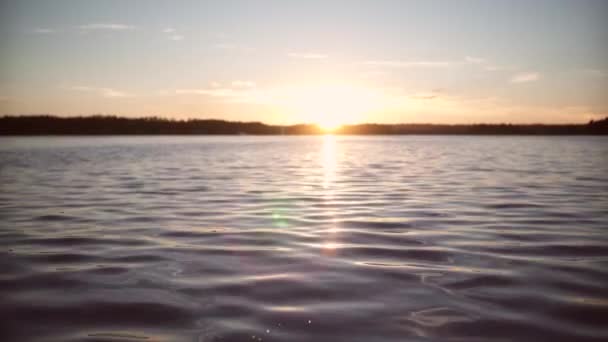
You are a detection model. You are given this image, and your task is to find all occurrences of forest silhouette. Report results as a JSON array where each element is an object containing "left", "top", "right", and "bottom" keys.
[{"left": 1, "top": 115, "right": 607, "bottom": 135}]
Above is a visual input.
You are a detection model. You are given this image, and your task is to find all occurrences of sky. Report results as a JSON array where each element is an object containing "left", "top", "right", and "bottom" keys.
[{"left": 1, "top": 0, "right": 607, "bottom": 125}]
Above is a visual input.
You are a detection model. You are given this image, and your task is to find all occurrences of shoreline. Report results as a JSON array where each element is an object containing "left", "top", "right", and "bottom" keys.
[{"left": 1, "top": 115, "right": 607, "bottom": 135}]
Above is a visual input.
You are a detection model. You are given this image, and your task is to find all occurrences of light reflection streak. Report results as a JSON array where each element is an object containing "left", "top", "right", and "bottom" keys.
[{"left": 321, "top": 134, "right": 339, "bottom": 257}]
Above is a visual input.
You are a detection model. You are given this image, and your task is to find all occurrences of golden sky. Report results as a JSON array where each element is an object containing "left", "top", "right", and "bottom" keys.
[{"left": 1, "top": 0, "right": 607, "bottom": 124}]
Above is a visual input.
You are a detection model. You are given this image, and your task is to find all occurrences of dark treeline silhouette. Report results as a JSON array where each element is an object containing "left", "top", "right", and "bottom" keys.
[{"left": 1, "top": 115, "right": 607, "bottom": 135}]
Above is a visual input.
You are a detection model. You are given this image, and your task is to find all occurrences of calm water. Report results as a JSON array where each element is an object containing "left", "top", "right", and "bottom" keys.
[{"left": 1, "top": 135, "right": 607, "bottom": 342}]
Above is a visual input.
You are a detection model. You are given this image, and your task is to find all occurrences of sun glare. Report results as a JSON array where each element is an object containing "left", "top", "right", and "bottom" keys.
[
  {"left": 318, "top": 121, "right": 342, "bottom": 133},
  {"left": 279, "top": 83, "right": 381, "bottom": 129}
]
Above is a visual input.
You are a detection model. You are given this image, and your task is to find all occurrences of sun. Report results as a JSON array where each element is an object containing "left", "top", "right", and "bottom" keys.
[
  {"left": 278, "top": 83, "right": 381, "bottom": 129},
  {"left": 317, "top": 120, "right": 342, "bottom": 133}
]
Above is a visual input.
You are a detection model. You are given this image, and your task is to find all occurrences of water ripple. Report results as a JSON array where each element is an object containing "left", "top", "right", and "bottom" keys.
[{"left": 1, "top": 135, "right": 607, "bottom": 341}]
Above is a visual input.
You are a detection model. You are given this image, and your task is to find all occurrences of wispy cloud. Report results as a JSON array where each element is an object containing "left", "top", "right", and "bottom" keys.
[
  {"left": 510, "top": 72, "right": 540, "bottom": 83},
  {"left": 173, "top": 80, "right": 269, "bottom": 103},
  {"left": 287, "top": 52, "right": 328, "bottom": 59},
  {"left": 465, "top": 56, "right": 485, "bottom": 64},
  {"left": 78, "top": 23, "right": 135, "bottom": 31},
  {"left": 162, "top": 27, "right": 184, "bottom": 41},
  {"left": 175, "top": 88, "right": 248, "bottom": 100},
  {"left": 70, "top": 86, "right": 132, "bottom": 98},
  {"left": 32, "top": 28, "right": 56, "bottom": 34},
  {"left": 358, "top": 70, "right": 388, "bottom": 79},
  {"left": 362, "top": 56, "right": 513, "bottom": 72},
  {"left": 175, "top": 81, "right": 258, "bottom": 102},
  {"left": 232, "top": 80, "right": 256, "bottom": 88},
  {"left": 579, "top": 68, "right": 606, "bottom": 78},
  {"left": 362, "top": 60, "right": 453, "bottom": 68},
  {"left": 214, "top": 42, "right": 253, "bottom": 52},
  {"left": 410, "top": 94, "right": 439, "bottom": 100}
]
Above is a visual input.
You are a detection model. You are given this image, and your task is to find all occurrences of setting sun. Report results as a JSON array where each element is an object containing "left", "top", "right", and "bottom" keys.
[
  {"left": 277, "top": 83, "right": 383, "bottom": 128},
  {"left": 317, "top": 122, "right": 342, "bottom": 133}
]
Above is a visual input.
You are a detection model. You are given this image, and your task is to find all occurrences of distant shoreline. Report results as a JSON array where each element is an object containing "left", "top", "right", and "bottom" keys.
[{"left": 1, "top": 115, "right": 607, "bottom": 135}]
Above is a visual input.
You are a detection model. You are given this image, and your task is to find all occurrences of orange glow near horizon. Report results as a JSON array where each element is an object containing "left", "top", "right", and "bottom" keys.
[{"left": 277, "top": 83, "right": 384, "bottom": 129}]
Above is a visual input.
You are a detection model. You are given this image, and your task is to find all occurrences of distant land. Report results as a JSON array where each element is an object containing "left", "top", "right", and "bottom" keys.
[{"left": 1, "top": 115, "right": 607, "bottom": 135}]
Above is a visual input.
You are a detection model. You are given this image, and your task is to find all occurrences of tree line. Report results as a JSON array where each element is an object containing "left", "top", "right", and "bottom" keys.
[{"left": 1, "top": 115, "right": 606, "bottom": 135}]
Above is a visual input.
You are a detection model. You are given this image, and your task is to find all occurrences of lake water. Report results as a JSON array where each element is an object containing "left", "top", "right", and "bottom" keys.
[{"left": 1, "top": 135, "right": 607, "bottom": 342}]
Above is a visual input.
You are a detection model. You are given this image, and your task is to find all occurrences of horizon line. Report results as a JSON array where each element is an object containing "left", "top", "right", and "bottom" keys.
[{"left": 2, "top": 114, "right": 606, "bottom": 126}]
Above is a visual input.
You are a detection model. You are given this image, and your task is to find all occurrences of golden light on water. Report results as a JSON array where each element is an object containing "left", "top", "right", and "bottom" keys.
[
  {"left": 321, "top": 134, "right": 337, "bottom": 189},
  {"left": 321, "top": 134, "right": 340, "bottom": 257}
]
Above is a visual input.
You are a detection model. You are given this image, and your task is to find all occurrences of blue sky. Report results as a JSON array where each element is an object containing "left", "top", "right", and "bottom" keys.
[{"left": 1, "top": 0, "right": 607, "bottom": 124}]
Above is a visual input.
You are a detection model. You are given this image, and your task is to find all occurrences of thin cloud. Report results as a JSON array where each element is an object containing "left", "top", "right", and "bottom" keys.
[
  {"left": 465, "top": 56, "right": 485, "bottom": 64},
  {"left": 362, "top": 60, "right": 453, "bottom": 68},
  {"left": 78, "top": 23, "right": 135, "bottom": 31},
  {"left": 363, "top": 57, "right": 510, "bottom": 72},
  {"left": 162, "top": 27, "right": 184, "bottom": 41},
  {"left": 358, "top": 70, "right": 388, "bottom": 79},
  {"left": 215, "top": 43, "right": 238, "bottom": 49},
  {"left": 510, "top": 72, "right": 540, "bottom": 83},
  {"left": 70, "top": 86, "right": 132, "bottom": 98},
  {"left": 175, "top": 88, "right": 244, "bottom": 99},
  {"left": 409, "top": 88, "right": 444, "bottom": 100},
  {"left": 32, "top": 28, "right": 56, "bottom": 34},
  {"left": 410, "top": 94, "right": 438, "bottom": 100},
  {"left": 410, "top": 93, "right": 439, "bottom": 100},
  {"left": 287, "top": 52, "right": 328, "bottom": 59},
  {"left": 484, "top": 65, "right": 502, "bottom": 71},
  {"left": 174, "top": 82, "right": 262, "bottom": 103},
  {"left": 214, "top": 43, "right": 253, "bottom": 52},
  {"left": 580, "top": 68, "right": 606, "bottom": 78},
  {"left": 232, "top": 80, "right": 256, "bottom": 88}
]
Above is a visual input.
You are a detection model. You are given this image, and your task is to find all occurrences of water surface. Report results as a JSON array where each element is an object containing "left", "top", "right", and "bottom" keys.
[{"left": 1, "top": 136, "right": 607, "bottom": 341}]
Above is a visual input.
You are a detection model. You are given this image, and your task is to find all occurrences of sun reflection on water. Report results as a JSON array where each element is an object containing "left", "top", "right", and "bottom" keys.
[
  {"left": 322, "top": 134, "right": 337, "bottom": 189},
  {"left": 321, "top": 134, "right": 340, "bottom": 256}
]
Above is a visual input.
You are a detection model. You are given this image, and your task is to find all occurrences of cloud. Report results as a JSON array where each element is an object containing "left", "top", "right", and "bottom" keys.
[
  {"left": 510, "top": 72, "right": 540, "bottom": 83},
  {"left": 361, "top": 60, "right": 453, "bottom": 68},
  {"left": 32, "top": 28, "right": 56, "bottom": 34},
  {"left": 78, "top": 23, "right": 135, "bottom": 31},
  {"left": 168, "top": 34, "right": 184, "bottom": 41},
  {"left": 175, "top": 81, "right": 258, "bottom": 101},
  {"left": 358, "top": 70, "right": 388, "bottom": 79},
  {"left": 232, "top": 80, "right": 256, "bottom": 88},
  {"left": 175, "top": 88, "right": 245, "bottom": 99},
  {"left": 162, "top": 27, "right": 184, "bottom": 41},
  {"left": 287, "top": 52, "right": 328, "bottom": 59},
  {"left": 409, "top": 93, "right": 439, "bottom": 100},
  {"left": 215, "top": 43, "right": 238, "bottom": 49},
  {"left": 580, "top": 68, "right": 606, "bottom": 78},
  {"left": 362, "top": 56, "right": 513, "bottom": 72},
  {"left": 214, "top": 42, "right": 253, "bottom": 52},
  {"left": 465, "top": 56, "right": 485, "bottom": 64},
  {"left": 70, "top": 86, "right": 132, "bottom": 98},
  {"left": 174, "top": 81, "right": 268, "bottom": 103}
]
